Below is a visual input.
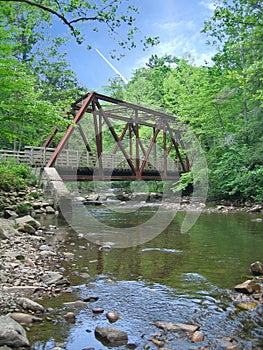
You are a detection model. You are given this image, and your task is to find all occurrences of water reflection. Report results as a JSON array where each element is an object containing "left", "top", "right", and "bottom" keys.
[{"left": 31, "top": 207, "right": 263, "bottom": 349}]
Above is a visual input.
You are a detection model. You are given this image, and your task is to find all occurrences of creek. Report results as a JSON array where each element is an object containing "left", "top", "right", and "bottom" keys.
[{"left": 28, "top": 202, "right": 263, "bottom": 349}]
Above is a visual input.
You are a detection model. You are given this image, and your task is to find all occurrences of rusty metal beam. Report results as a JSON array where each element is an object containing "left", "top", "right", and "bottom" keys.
[
  {"left": 113, "top": 122, "right": 129, "bottom": 155},
  {"left": 46, "top": 92, "right": 95, "bottom": 167},
  {"left": 165, "top": 122, "right": 187, "bottom": 173},
  {"left": 139, "top": 123, "right": 161, "bottom": 175},
  {"left": 94, "top": 99, "right": 137, "bottom": 176}
]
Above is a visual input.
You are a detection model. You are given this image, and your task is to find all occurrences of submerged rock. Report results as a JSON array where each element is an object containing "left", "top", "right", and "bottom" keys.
[{"left": 151, "top": 321, "right": 200, "bottom": 333}]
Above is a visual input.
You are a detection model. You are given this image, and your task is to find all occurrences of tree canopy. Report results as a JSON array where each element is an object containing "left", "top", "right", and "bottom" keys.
[{"left": 0, "top": 0, "right": 262, "bottom": 202}]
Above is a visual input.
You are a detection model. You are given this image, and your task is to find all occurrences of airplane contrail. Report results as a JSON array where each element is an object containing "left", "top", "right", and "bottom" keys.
[{"left": 95, "top": 48, "right": 128, "bottom": 84}]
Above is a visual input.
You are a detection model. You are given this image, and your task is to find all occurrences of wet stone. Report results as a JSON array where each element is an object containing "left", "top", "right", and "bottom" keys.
[
  {"left": 83, "top": 296, "right": 99, "bottom": 302},
  {"left": 191, "top": 330, "right": 205, "bottom": 343},
  {"left": 95, "top": 326, "right": 128, "bottom": 346},
  {"left": 234, "top": 280, "right": 260, "bottom": 294},
  {"left": 250, "top": 261, "right": 263, "bottom": 276},
  {"left": 92, "top": 307, "right": 104, "bottom": 314},
  {"left": 64, "top": 312, "right": 76, "bottom": 323},
  {"left": 106, "top": 311, "right": 120, "bottom": 323}
]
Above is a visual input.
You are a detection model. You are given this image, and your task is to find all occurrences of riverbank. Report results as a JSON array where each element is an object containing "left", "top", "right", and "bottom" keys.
[{"left": 1, "top": 186, "right": 263, "bottom": 219}]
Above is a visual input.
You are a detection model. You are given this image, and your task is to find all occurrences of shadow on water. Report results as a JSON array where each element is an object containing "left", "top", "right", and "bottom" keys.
[{"left": 29, "top": 205, "right": 263, "bottom": 349}]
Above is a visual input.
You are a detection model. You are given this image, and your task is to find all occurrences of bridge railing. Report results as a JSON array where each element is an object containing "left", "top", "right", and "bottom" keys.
[{"left": 0, "top": 147, "right": 180, "bottom": 172}]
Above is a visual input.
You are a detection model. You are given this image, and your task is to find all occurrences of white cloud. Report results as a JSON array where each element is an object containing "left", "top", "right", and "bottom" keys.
[
  {"left": 199, "top": 0, "right": 217, "bottom": 12},
  {"left": 155, "top": 20, "right": 196, "bottom": 33}
]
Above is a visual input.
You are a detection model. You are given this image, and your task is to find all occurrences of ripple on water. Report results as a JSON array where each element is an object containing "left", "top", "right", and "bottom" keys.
[
  {"left": 29, "top": 278, "right": 258, "bottom": 350},
  {"left": 139, "top": 247, "right": 182, "bottom": 253}
]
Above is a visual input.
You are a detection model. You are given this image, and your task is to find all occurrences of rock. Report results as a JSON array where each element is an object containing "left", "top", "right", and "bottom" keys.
[
  {"left": 248, "top": 205, "right": 263, "bottom": 213},
  {"left": 85, "top": 194, "right": 100, "bottom": 201},
  {"left": 148, "top": 338, "right": 164, "bottom": 347},
  {"left": 63, "top": 300, "right": 88, "bottom": 308},
  {"left": 39, "top": 244, "right": 50, "bottom": 251},
  {"left": 15, "top": 215, "right": 40, "bottom": 229},
  {"left": 234, "top": 280, "right": 260, "bottom": 294},
  {"left": 236, "top": 301, "right": 258, "bottom": 310},
  {"left": 83, "top": 295, "right": 99, "bottom": 302},
  {"left": 0, "top": 219, "right": 18, "bottom": 239},
  {"left": 63, "top": 252, "right": 75, "bottom": 261},
  {"left": 18, "top": 223, "right": 36, "bottom": 234},
  {"left": 64, "top": 312, "right": 76, "bottom": 323},
  {"left": 16, "top": 297, "right": 44, "bottom": 312},
  {"left": 45, "top": 206, "right": 55, "bottom": 214},
  {"left": 4, "top": 210, "right": 18, "bottom": 219},
  {"left": 151, "top": 321, "right": 200, "bottom": 333},
  {"left": 42, "top": 271, "right": 68, "bottom": 286},
  {"left": 10, "top": 313, "right": 43, "bottom": 324},
  {"left": 3, "top": 286, "right": 40, "bottom": 296},
  {"left": 106, "top": 311, "right": 120, "bottom": 323},
  {"left": 191, "top": 331, "right": 204, "bottom": 343},
  {"left": 250, "top": 261, "right": 263, "bottom": 276},
  {"left": 92, "top": 308, "right": 104, "bottom": 314},
  {"left": 95, "top": 326, "right": 128, "bottom": 346},
  {"left": 0, "top": 315, "right": 30, "bottom": 348}
]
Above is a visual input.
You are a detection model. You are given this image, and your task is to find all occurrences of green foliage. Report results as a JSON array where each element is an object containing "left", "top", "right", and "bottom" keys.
[
  {"left": 208, "top": 145, "right": 263, "bottom": 202},
  {"left": 0, "top": 0, "right": 158, "bottom": 57},
  {"left": 0, "top": 161, "right": 35, "bottom": 191}
]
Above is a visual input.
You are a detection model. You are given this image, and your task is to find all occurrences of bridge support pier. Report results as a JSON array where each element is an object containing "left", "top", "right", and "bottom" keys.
[{"left": 42, "top": 167, "right": 72, "bottom": 220}]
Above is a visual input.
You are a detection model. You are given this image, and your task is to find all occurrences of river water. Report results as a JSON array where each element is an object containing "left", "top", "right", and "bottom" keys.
[{"left": 28, "top": 202, "right": 263, "bottom": 349}]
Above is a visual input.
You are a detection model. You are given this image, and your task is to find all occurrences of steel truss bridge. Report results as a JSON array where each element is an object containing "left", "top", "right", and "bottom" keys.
[{"left": 1, "top": 92, "right": 194, "bottom": 182}]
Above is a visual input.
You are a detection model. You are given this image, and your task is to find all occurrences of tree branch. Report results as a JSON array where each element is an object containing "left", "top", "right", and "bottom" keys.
[{"left": 1, "top": 0, "right": 88, "bottom": 38}]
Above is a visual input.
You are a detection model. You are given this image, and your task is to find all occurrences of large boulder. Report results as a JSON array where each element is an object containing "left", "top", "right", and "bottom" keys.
[{"left": 0, "top": 315, "right": 30, "bottom": 348}]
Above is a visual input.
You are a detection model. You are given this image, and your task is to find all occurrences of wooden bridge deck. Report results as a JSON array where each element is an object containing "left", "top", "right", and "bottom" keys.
[{"left": 0, "top": 147, "right": 181, "bottom": 181}]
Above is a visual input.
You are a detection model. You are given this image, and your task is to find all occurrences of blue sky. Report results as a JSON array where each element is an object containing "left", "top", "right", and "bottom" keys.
[{"left": 63, "top": 0, "right": 216, "bottom": 91}]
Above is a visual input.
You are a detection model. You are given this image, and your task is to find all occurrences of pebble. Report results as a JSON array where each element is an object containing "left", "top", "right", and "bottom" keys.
[{"left": 92, "top": 308, "right": 104, "bottom": 314}]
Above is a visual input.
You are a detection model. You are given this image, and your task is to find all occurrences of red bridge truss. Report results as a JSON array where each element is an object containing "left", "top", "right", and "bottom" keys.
[{"left": 44, "top": 92, "right": 193, "bottom": 181}]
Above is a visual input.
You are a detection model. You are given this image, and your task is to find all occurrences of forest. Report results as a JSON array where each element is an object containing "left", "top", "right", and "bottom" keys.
[{"left": 0, "top": 0, "right": 262, "bottom": 202}]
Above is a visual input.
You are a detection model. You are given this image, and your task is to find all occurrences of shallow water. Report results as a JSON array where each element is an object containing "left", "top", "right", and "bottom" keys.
[{"left": 29, "top": 204, "right": 263, "bottom": 349}]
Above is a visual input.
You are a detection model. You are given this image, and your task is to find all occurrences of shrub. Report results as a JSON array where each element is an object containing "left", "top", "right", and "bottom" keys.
[{"left": 0, "top": 160, "right": 36, "bottom": 191}]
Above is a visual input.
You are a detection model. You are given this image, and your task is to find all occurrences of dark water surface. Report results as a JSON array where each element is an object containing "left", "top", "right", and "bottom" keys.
[{"left": 29, "top": 205, "right": 263, "bottom": 349}]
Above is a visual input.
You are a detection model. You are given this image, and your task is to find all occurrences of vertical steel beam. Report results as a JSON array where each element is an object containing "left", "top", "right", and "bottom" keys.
[
  {"left": 129, "top": 123, "right": 133, "bottom": 159},
  {"left": 93, "top": 110, "right": 103, "bottom": 177},
  {"left": 135, "top": 111, "right": 140, "bottom": 179},
  {"left": 163, "top": 125, "right": 167, "bottom": 177},
  {"left": 131, "top": 124, "right": 146, "bottom": 156},
  {"left": 166, "top": 124, "right": 187, "bottom": 173}
]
